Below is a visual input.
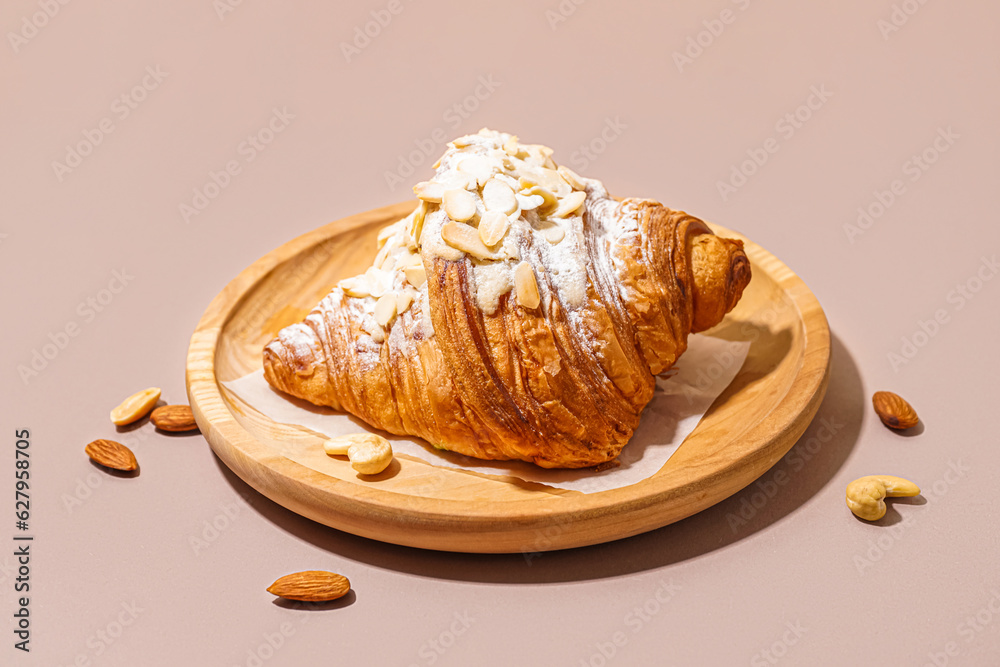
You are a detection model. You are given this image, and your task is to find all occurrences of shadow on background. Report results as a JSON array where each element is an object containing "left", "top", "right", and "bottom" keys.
[{"left": 214, "top": 333, "right": 863, "bottom": 584}]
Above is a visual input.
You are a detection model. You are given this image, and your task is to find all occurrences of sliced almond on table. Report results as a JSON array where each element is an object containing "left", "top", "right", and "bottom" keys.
[
  {"left": 516, "top": 192, "right": 545, "bottom": 211},
  {"left": 150, "top": 405, "right": 199, "bottom": 432},
  {"left": 478, "top": 211, "right": 510, "bottom": 247},
  {"left": 373, "top": 294, "right": 397, "bottom": 328},
  {"left": 110, "top": 387, "right": 161, "bottom": 426},
  {"left": 482, "top": 178, "right": 517, "bottom": 215},
  {"left": 514, "top": 261, "right": 540, "bottom": 309},
  {"left": 85, "top": 439, "right": 138, "bottom": 472},
  {"left": 442, "top": 189, "right": 477, "bottom": 222},
  {"left": 267, "top": 571, "right": 351, "bottom": 602},
  {"left": 441, "top": 222, "right": 494, "bottom": 260},
  {"left": 552, "top": 190, "right": 587, "bottom": 218}
]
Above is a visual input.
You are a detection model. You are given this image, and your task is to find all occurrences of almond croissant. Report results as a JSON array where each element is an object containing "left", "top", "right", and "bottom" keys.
[{"left": 263, "top": 129, "right": 750, "bottom": 468}]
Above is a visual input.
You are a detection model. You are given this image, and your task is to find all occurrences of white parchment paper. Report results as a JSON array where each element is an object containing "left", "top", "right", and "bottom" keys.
[{"left": 222, "top": 335, "right": 750, "bottom": 493}]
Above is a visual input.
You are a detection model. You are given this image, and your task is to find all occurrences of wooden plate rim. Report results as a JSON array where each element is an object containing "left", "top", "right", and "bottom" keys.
[{"left": 186, "top": 201, "right": 830, "bottom": 546}]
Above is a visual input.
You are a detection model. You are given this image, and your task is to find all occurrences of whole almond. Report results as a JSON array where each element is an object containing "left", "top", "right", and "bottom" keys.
[
  {"left": 85, "top": 439, "right": 138, "bottom": 471},
  {"left": 110, "top": 387, "right": 161, "bottom": 425},
  {"left": 267, "top": 571, "right": 351, "bottom": 602},
  {"left": 150, "top": 405, "right": 198, "bottom": 432},
  {"left": 872, "top": 391, "right": 919, "bottom": 430}
]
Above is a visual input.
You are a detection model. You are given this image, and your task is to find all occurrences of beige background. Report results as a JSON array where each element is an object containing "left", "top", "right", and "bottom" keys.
[{"left": 2, "top": 1, "right": 999, "bottom": 665}]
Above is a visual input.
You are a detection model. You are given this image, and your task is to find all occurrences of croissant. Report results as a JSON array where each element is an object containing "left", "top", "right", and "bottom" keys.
[{"left": 263, "top": 129, "right": 750, "bottom": 468}]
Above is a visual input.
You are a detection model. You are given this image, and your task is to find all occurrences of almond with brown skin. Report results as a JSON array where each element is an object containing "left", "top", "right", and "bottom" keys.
[
  {"left": 150, "top": 405, "right": 199, "bottom": 432},
  {"left": 267, "top": 571, "right": 351, "bottom": 602},
  {"left": 872, "top": 391, "right": 919, "bottom": 430},
  {"left": 85, "top": 439, "right": 138, "bottom": 471}
]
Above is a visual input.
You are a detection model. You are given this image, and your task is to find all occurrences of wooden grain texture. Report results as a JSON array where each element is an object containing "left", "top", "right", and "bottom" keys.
[{"left": 186, "top": 201, "right": 830, "bottom": 553}]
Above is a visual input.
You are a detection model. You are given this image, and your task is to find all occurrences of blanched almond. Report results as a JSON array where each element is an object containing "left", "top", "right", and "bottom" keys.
[
  {"left": 373, "top": 294, "right": 397, "bottom": 328},
  {"left": 407, "top": 201, "right": 427, "bottom": 247},
  {"left": 457, "top": 155, "right": 496, "bottom": 187},
  {"left": 514, "top": 261, "right": 540, "bottom": 309},
  {"left": 441, "top": 222, "right": 494, "bottom": 260},
  {"left": 404, "top": 264, "right": 426, "bottom": 288},
  {"left": 413, "top": 181, "right": 445, "bottom": 203},
  {"left": 502, "top": 134, "right": 520, "bottom": 156},
  {"left": 478, "top": 211, "right": 510, "bottom": 247},
  {"left": 110, "top": 387, "right": 161, "bottom": 426},
  {"left": 396, "top": 289, "right": 416, "bottom": 315},
  {"left": 552, "top": 191, "right": 587, "bottom": 218},
  {"left": 482, "top": 178, "right": 517, "bottom": 215},
  {"left": 540, "top": 224, "right": 566, "bottom": 244},
  {"left": 521, "top": 186, "right": 558, "bottom": 214},
  {"left": 442, "top": 189, "right": 477, "bottom": 222},
  {"left": 516, "top": 192, "right": 545, "bottom": 211},
  {"left": 557, "top": 164, "right": 587, "bottom": 190}
]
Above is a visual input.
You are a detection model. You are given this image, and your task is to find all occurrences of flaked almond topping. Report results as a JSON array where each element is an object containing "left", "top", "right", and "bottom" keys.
[
  {"left": 482, "top": 178, "right": 517, "bottom": 215},
  {"left": 407, "top": 201, "right": 427, "bottom": 247},
  {"left": 413, "top": 181, "right": 445, "bottom": 203},
  {"left": 557, "top": 164, "right": 587, "bottom": 190},
  {"left": 396, "top": 289, "right": 416, "bottom": 315},
  {"left": 442, "top": 189, "right": 477, "bottom": 222},
  {"left": 502, "top": 134, "right": 520, "bottom": 156},
  {"left": 338, "top": 276, "right": 372, "bottom": 298},
  {"left": 395, "top": 252, "right": 423, "bottom": 270},
  {"left": 364, "top": 266, "right": 393, "bottom": 295},
  {"left": 552, "top": 190, "right": 587, "bottom": 218},
  {"left": 376, "top": 220, "right": 402, "bottom": 249},
  {"left": 532, "top": 166, "right": 567, "bottom": 194},
  {"left": 457, "top": 155, "right": 496, "bottom": 187},
  {"left": 540, "top": 224, "right": 566, "bottom": 244},
  {"left": 451, "top": 134, "right": 478, "bottom": 148},
  {"left": 478, "top": 211, "right": 510, "bottom": 247},
  {"left": 434, "top": 171, "right": 476, "bottom": 191},
  {"left": 373, "top": 294, "right": 397, "bottom": 328},
  {"left": 403, "top": 264, "right": 426, "bottom": 288},
  {"left": 521, "top": 185, "right": 558, "bottom": 214},
  {"left": 373, "top": 239, "right": 393, "bottom": 270},
  {"left": 514, "top": 261, "right": 540, "bottom": 309},
  {"left": 516, "top": 192, "right": 545, "bottom": 211},
  {"left": 441, "top": 221, "right": 495, "bottom": 260}
]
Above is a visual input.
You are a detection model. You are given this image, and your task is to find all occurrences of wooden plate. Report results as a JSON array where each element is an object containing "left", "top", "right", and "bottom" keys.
[{"left": 186, "top": 201, "right": 830, "bottom": 553}]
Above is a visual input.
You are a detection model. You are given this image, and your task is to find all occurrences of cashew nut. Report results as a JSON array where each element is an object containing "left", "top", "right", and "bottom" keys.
[
  {"left": 323, "top": 433, "right": 393, "bottom": 475},
  {"left": 846, "top": 475, "right": 920, "bottom": 521}
]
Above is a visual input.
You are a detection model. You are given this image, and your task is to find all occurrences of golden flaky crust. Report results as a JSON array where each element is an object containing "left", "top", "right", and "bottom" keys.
[{"left": 263, "top": 196, "right": 750, "bottom": 469}]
